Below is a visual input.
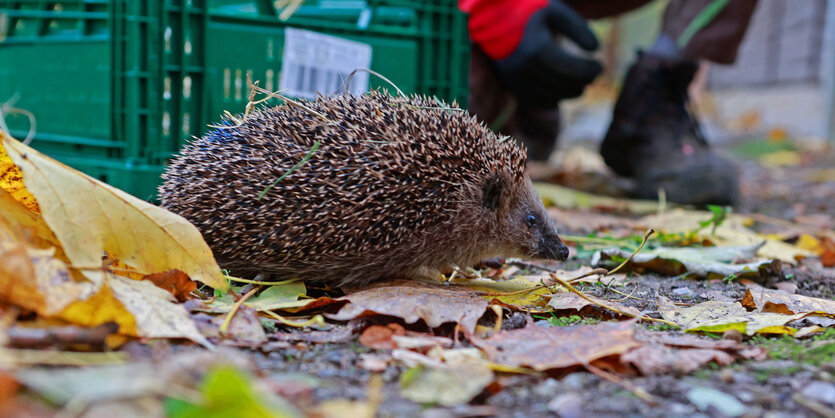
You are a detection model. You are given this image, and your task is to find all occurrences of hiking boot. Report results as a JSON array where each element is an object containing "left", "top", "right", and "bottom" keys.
[{"left": 600, "top": 53, "right": 738, "bottom": 205}]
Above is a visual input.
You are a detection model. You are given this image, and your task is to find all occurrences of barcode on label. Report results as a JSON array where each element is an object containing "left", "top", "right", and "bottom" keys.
[{"left": 279, "top": 28, "right": 372, "bottom": 99}]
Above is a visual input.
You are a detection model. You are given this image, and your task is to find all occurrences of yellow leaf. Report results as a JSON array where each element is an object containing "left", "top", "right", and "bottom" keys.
[
  {"left": 796, "top": 233, "right": 822, "bottom": 254},
  {"left": 0, "top": 133, "right": 226, "bottom": 289},
  {"left": 657, "top": 297, "right": 805, "bottom": 335},
  {"left": 57, "top": 272, "right": 210, "bottom": 345},
  {"left": 0, "top": 189, "right": 61, "bottom": 253},
  {"left": 465, "top": 276, "right": 554, "bottom": 312},
  {"left": 0, "top": 140, "right": 39, "bottom": 213},
  {"left": 641, "top": 209, "right": 813, "bottom": 263},
  {"left": 57, "top": 280, "right": 139, "bottom": 336}
]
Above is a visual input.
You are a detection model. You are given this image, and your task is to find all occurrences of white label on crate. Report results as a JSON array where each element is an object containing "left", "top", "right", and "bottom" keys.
[{"left": 279, "top": 28, "right": 372, "bottom": 99}]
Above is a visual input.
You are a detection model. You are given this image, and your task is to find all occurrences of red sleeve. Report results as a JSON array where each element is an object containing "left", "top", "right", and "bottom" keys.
[{"left": 459, "top": 0, "right": 547, "bottom": 60}]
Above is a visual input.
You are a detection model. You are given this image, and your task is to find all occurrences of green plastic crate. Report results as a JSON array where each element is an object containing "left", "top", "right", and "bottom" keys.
[{"left": 0, "top": 0, "right": 470, "bottom": 200}]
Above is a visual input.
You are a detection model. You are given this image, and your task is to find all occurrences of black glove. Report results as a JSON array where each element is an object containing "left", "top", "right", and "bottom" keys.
[{"left": 494, "top": 0, "right": 602, "bottom": 108}]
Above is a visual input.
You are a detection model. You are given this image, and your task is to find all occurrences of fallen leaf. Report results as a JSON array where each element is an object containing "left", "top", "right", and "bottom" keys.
[
  {"left": 0, "top": 245, "right": 95, "bottom": 316},
  {"left": 622, "top": 345, "right": 735, "bottom": 375},
  {"left": 1, "top": 133, "right": 225, "bottom": 289},
  {"left": 310, "top": 399, "right": 374, "bottom": 418},
  {"left": 165, "top": 366, "right": 301, "bottom": 418},
  {"left": 657, "top": 296, "right": 805, "bottom": 335},
  {"left": 327, "top": 281, "right": 488, "bottom": 333},
  {"left": 144, "top": 270, "right": 196, "bottom": 302},
  {"left": 593, "top": 244, "right": 778, "bottom": 279},
  {"left": 640, "top": 209, "right": 812, "bottom": 263},
  {"left": 535, "top": 183, "right": 659, "bottom": 214},
  {"left": 547, "top": 292, "right": 641, "bottom": 318},
  {"left": 741, "top": 288, "right": 835, "bottom": 317},
  {"left": 464, "top": 276, "right": 553, "bottom": 312},
  {"left": 104, "top": 274, "right": 211, "bottom": 345},
  {"left": 204, "top": 283, "right": 308, "bottom": 313},
  {"left": 399, "top": 361, "right": 494, "bottom": 407},
  {"left": 15, "top": 363, "right": 159, "bottom": 404},
  {"left": 359, "top": 324, "right": 404, "bottom": 350},
  {"left": 0, "top": 141, "right": 38, "bottom": 212},
  {"left": 473, "top": 321, "right": 640, "bottom": 371},
  {"left": 0, "top": 189, "right": 58, "bottom": 251},
  {"left": 623, "top": 330, "right": 766, "bottom": 375}
]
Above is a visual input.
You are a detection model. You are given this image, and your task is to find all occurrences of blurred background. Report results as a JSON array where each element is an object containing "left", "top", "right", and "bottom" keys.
[{"left": 1, "top": 0, "right": 834, "bottom": 217}]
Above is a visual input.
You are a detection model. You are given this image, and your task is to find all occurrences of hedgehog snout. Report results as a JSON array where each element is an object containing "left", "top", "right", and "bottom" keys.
[{"left": 533, "top": 229, "right": 569, "bottom": 261}]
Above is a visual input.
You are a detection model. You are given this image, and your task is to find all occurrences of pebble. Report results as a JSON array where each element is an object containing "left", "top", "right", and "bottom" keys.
[
  {"left": 547, "top": 392, "right": 583, "bottom": 418},
  {"left": 801, "top": 381, "right": 835, "bottom": 405},
  {"left": 672, "top": 287, "right": 693, "bottom": 296}
]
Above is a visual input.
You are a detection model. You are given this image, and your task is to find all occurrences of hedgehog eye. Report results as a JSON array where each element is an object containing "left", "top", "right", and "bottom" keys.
[{"left": 525, "top": 214, "right": 537, "bottom": 228}]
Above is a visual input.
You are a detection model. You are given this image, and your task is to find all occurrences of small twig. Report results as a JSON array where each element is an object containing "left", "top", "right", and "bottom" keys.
[
  {"left": 566, "top": 268, "right": 610, "bottom": 284},
  {"left": 0, "top": 93, "right": 37, "bottom": 145},
  {"left": 0, "top": 349, "right": 129, "bottom": 366},
  {"left": 257, "top": 140, "right": 321, "bottom": 199},
  {"left": 490, "top": 305, "right": 503, "bottom": 335},
  {"left": 581, "top": 357, "right": 658, "bottom": 405},
  {"left": 793, "top": 393, "right": 835, "bottom": 417},
  {"left": 548, "top": 273, "right": 678, "bottom": 327},
  {"left": 220, "top": 286, "right": 259, "bottom": 335},
  {"left": 345, "top": 68, "right": 406, "bottom": 98},
  {"left": 607, "top": 229, "right": 654, "bottom": 275},
  {"left": 610, "top": 285, "right": 638, "bottom": 302},
  {"left": 224, "top": 275, "right": 301, "bottom": 286},
  {"left": 261, "top": 310, "right": 325, "bottom": 328}
]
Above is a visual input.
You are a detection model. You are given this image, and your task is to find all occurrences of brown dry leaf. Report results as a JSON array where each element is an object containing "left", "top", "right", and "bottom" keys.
[
  {"left": 0, "top": 133, "right": 225, "bottom": 289},
  {"left": 143, "top": 269, "right": 196, "bottom": 302},
  {"left": 657, "top": 296, "right": 805, "bottom": 335},
  {"left": 547, "top": 292, "right": 641, "bottom": 317},
  {"left": 327, "top": 281, "right": 488, "bottom": 333},
  {"left": 622, "top": 345, "right": 735, "bottom": 375},
  {"left": 0, "top": 244, "right": 94, "bottom": 316},
  {"left": 623, "top": 331, "right": 767, "bottom": 375},
  {"left": 473, "top": 321, "right": 640, "bottom": 371},
  {"left": 359, "top": 324, "right": 405, "bottom": 350},
  {"left": 741, "top": 288, "right": 835, "bottom": 317}
]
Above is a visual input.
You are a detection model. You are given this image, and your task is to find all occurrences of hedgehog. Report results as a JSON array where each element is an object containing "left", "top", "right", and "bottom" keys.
[{"left": 159, "top": 91, "right": 568, "bottom": 287}]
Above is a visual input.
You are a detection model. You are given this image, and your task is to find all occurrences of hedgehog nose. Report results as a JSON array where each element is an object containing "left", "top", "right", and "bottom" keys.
[{"left": 536, "top": 234, "right": 570, "bottom": 261}]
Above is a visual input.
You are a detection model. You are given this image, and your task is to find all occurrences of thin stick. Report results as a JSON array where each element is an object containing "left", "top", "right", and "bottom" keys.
[
  {"left": 261, "top": 310, "right": 325, "bottom": 328},
  {"left": 220, "top": 286, "right": 259, "bottom": 335},
  {"left": 490, "top": 305, "right": 503, "bottom": 335},
  {"left": 548, "top": 273, "right": 678, "bottom": 327},
  {"left": 257, "top": 140, "right": 321, "bottom": 199},
  {"left": 224, "top": 275, "right": 301, "bottom": 286},
  {"left": 344, "top": 68, "right": 406, "bottom": 98},
  {"left": 582, "top": 358, "right": 658, "bottom": 405},
  {"left": 607, "top": 229, "right": 654, "bottom": 275},
  {"left": 0, "top": 349, "right": 129, "bottom": 366}
]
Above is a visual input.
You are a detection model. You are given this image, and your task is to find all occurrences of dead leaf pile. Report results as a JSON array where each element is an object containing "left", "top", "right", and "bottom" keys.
[{"left": 0, "top": 132, "right": 225, "bottom": 345}]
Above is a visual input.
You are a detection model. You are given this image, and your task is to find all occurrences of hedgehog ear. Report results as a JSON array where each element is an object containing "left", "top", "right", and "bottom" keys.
[{"left": 482, "top": 178, "right": 502, "bottom": 211}]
